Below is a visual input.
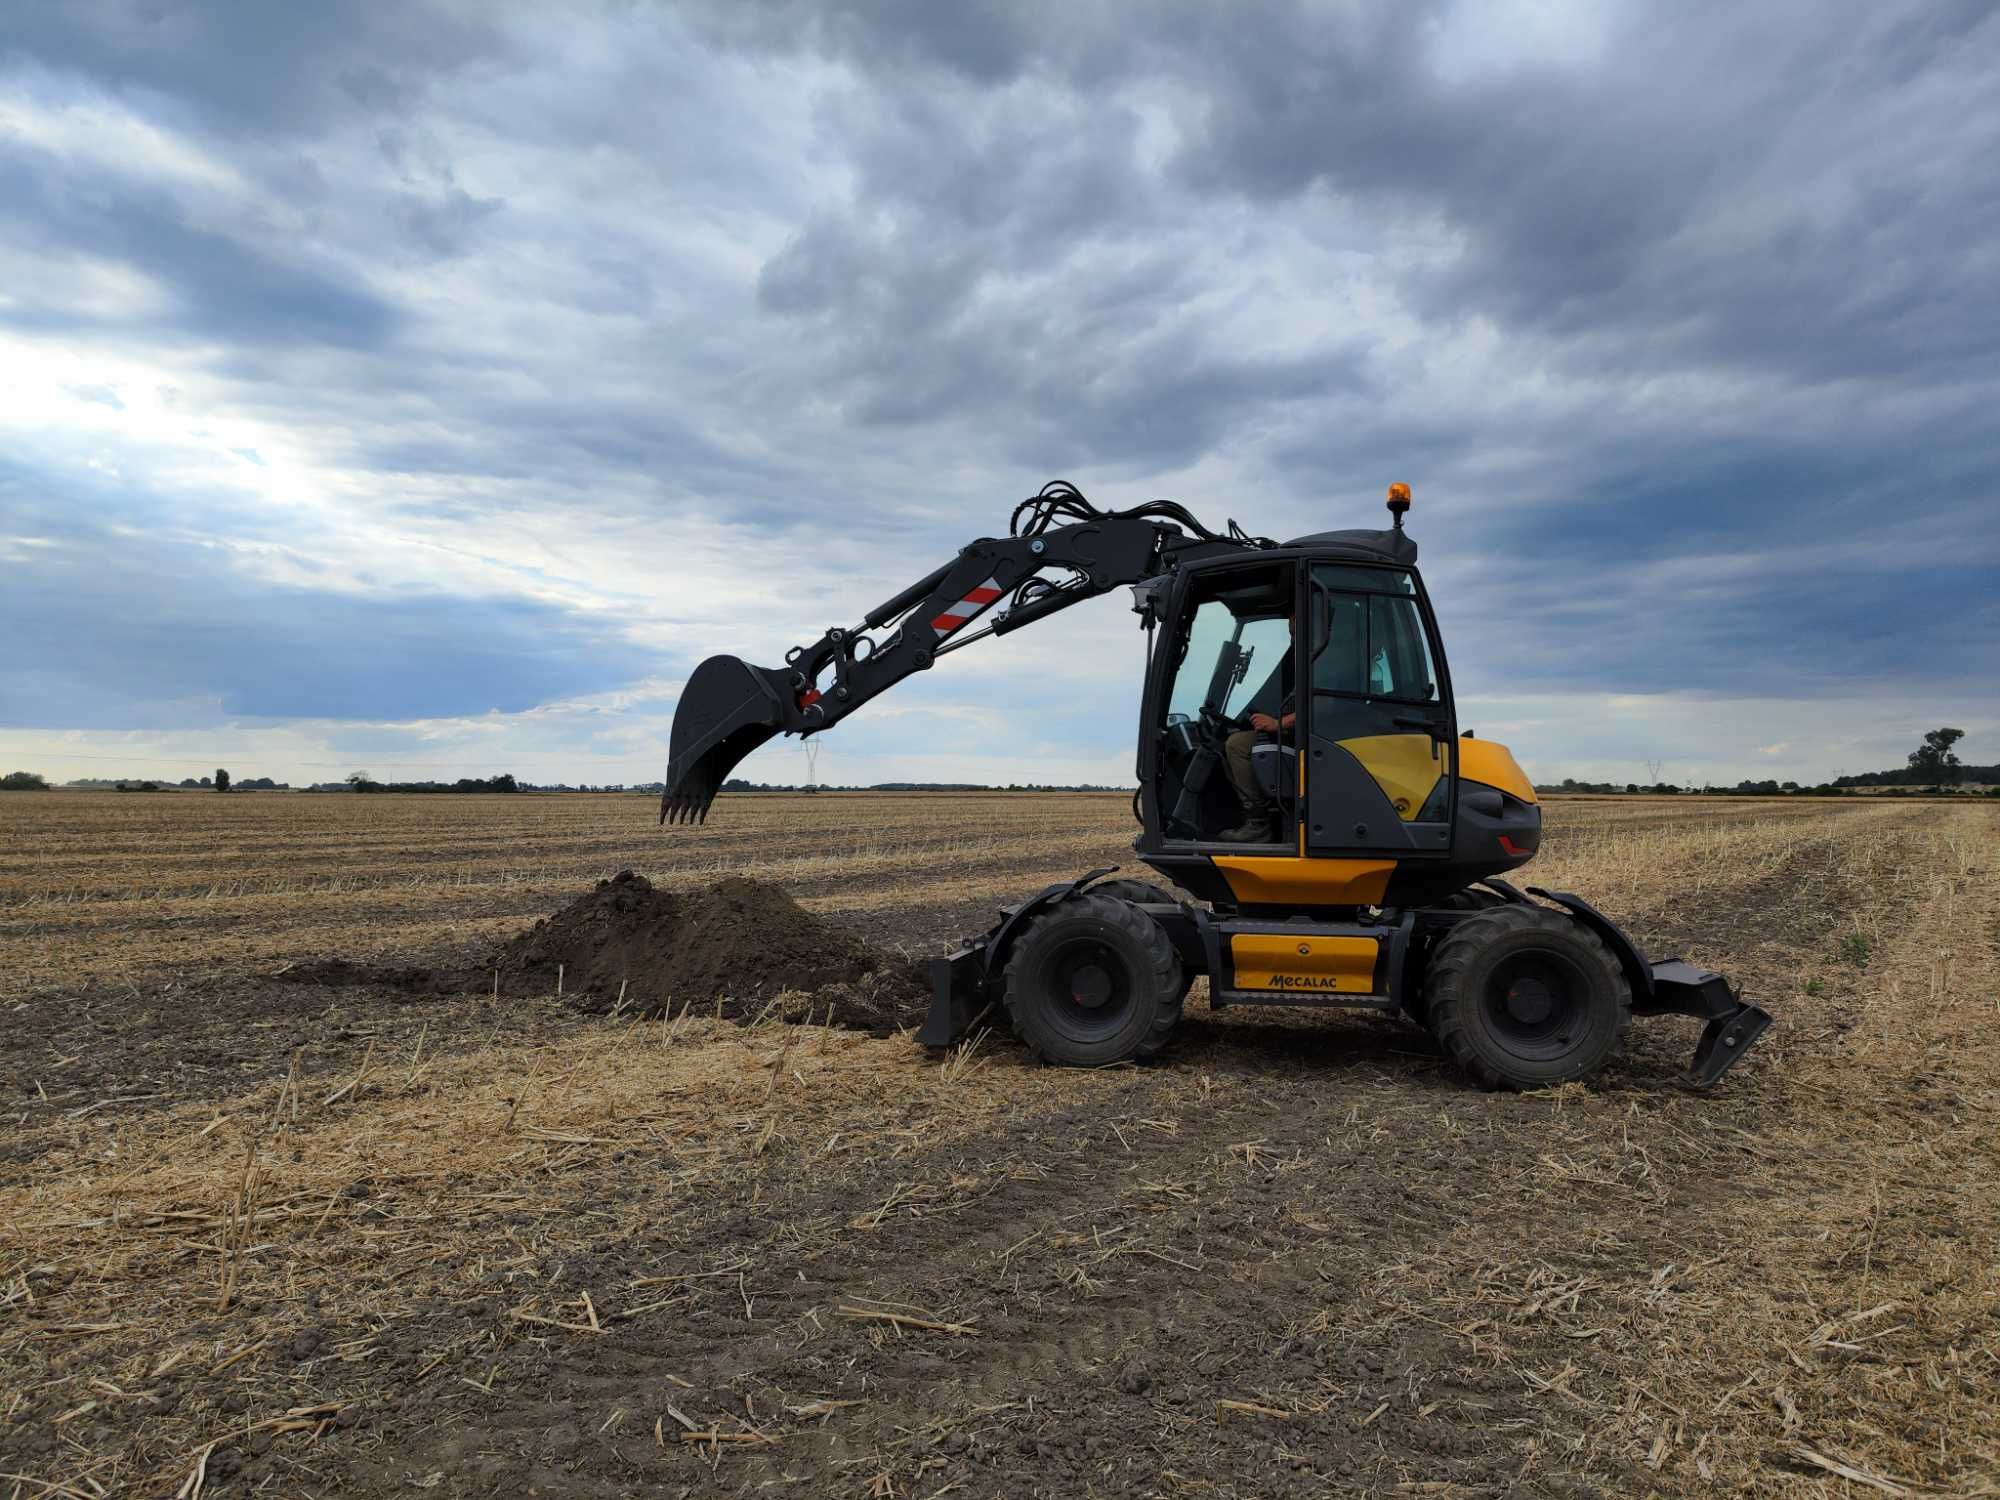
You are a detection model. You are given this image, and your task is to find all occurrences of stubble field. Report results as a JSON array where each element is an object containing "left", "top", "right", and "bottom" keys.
[{"left": 2, "top": 790, "right": 1996, "bottom": 1498}]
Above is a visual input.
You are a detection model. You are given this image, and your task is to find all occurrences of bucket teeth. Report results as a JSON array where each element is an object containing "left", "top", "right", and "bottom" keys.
[{"left": 658, "top": 791, "right": 713, "bottom": 826}]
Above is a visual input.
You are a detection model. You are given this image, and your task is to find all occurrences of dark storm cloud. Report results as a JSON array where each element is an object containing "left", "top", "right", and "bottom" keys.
[
  {"left": 0, "top": 152, "right": 399, "bottom": 348},
  {"left": 4, "top": 0, "right": 1995, "bottom": 780},
  {"left": 703, "top": 0, "right": 2000, "bottom": 434},
  {"left": 3, "top": 2, "right": 510, "bottom": 139},
  {"left": 697, "top": 0, "right": 2000, "bottom": 706},
  {"left": 760, "top": 203, "right": 1369, "bottom": 467},
  {"left": 710, "top": 1, "right": 2000, "bottom": 382}
]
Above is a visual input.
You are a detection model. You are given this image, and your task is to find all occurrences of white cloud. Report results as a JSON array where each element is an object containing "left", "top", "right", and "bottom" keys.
[{"left": 0, "top": 86, "right": 245, "bottom": 192}]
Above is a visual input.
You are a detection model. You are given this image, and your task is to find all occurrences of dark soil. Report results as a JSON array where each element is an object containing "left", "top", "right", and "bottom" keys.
[
  {"left": 9, "top": 813, "right": 1985, "bottom": 1498},
  {"left": 281, "top": 871, "right": 930, "bottom": 1033}
]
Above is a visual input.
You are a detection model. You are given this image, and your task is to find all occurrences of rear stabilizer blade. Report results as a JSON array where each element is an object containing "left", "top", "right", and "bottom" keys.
[
  {"left": 660, "top": 654, "right": 791, "bottom": 824},
  {"left": 1688, "top": 999, "right": 1773, "bottom": 1087}
]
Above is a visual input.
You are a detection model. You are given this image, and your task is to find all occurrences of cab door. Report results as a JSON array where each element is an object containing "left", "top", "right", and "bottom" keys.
[{"left": 1302, "top": 563, "right": 1456, "bottom": 856}]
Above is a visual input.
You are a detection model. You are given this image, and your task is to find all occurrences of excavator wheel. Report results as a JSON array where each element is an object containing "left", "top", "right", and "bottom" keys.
[
  {"left": 1086, "top": 879, "right": 1199, "bottom": 1004},
  {"left": 1423, "top": 905, "right": 1630, "bottom": 1090},
  {"left": 1002, "top": 892, "right": 1184, "bottom": 1066},
  {"left": 1080, "top": 888, "right": 1200, "bottom": 1004}
]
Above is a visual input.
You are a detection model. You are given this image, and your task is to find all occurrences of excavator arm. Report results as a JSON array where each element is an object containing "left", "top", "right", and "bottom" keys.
[{"left": 660, "top": 484, "right": 1259, "bottom": 822}]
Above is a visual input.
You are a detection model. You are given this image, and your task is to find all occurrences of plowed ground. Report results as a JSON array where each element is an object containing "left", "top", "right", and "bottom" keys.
[{"left": 2, "top": 792, "right": 1995, "bottom": 1498}]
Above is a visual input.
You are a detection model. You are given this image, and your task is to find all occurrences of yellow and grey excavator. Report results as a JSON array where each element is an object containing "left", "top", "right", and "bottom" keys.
[{"left": 662, "top": 482, "right": 1769, "bottom": 1088}]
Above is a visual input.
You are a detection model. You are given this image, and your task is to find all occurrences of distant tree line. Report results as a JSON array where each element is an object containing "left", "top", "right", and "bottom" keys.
[
  {"left": 9, "top": 729, "right": 1989, "bottom": 801},
  {"left": 1543, "top": 777, "right": 1835, "bottom": 796},
  {"left": 340, "top": 771, "right": 521, "bottom": 794},
  {"left": 1835, "top": 729, "right": 1991, "bottom": 787},
  {"left": 1544, "top": 778, "right": 1998, "bottom": 798},
  {"left": 1543, "top": 728, "right": 1995, "bottom": 798}
]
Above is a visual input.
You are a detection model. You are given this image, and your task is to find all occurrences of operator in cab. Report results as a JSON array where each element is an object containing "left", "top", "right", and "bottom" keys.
[{"left": 1219, "top": 612, "right": 1295, "bottom": 843}]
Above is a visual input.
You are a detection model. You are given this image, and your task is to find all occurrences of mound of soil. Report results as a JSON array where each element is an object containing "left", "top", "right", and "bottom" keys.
[
  {"left": 495, "top": 871, "right": 927, "bottom": 1030},
  {"left": 283, "top": 873, "right": 929, "bottom": 1034}
]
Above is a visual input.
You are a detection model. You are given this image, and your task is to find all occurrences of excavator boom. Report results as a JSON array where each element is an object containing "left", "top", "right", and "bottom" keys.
[{"left": 661, "top": 485, "right": 1253, "bottom": 821}]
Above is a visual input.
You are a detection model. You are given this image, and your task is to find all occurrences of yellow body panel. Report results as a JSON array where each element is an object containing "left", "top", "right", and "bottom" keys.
[
  {"left": 1335, "top": 734, "right": 1448, "bottom": 820},
  {"left": 1230, "top": 933, "right": 1380, "bottom": 993},
  {"left": 1457, "top": 738, "right": 1536, "bottom": 803},
  {"left": 1213, "top": 856, "right": 1394, "bottom": 905}
]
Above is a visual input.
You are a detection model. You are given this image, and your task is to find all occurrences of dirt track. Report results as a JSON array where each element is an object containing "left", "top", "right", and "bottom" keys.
[{"left": 2, "top": 794, "right": 1995, "bottom": 1497}]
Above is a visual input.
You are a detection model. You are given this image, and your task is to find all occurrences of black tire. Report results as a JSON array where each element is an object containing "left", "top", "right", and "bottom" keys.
[
  {"left": 1002, "top": 892, "right": 1184, "bottom": 1065},
  {"left": 1423, "top": 905, "right": 1630, "bottom": 1090},
  {"left": 1089, "top": 879, "right": 1200, "bottom": 1007}
]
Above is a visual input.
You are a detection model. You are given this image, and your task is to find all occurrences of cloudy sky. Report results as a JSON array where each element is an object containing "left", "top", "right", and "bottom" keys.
[{"left": 3, "top": 1, "right": 1995, "bottom": 790}]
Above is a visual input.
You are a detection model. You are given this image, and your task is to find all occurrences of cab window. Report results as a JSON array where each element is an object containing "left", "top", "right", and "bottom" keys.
[
  {"left": 1308, "top": 566, "right": 1437, "bottom": 705},
  {"left": 1367, "top": 594, "right": 1439, "bottom": 703},
  {"left": 1167, "top": 577, "right": 1293, "bottom": 722}
]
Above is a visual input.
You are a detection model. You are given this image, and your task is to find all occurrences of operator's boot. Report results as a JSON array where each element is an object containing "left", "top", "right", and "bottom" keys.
[{"left": 1218, "top": 800, "right": 1275, "bottom": 843}]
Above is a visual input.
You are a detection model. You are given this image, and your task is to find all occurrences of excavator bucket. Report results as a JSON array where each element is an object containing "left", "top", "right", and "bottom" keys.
[{"left": 659, "top": 654, "right": 791, "bottom": 824}]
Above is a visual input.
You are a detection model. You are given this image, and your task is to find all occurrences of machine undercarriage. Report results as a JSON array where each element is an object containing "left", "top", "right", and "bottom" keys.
[{"left": 921, "top": 868, "right": 1771, "bottom": 1089}]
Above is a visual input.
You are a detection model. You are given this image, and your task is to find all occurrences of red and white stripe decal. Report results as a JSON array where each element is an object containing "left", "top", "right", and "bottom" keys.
[{"left": 930, "top": 577, "right": 1004, "bottom": 637}]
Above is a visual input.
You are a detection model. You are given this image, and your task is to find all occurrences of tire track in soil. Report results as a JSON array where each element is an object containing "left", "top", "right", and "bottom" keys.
[
  {"left": 1, "top": 809, "right": 1941, "bottom": 1497},
  {"left": 331, "top": 822, "right": 1908, "bottom": 1498}
]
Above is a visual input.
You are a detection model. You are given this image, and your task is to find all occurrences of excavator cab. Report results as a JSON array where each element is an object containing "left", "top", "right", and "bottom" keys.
[
  {"left": 1142, "top": 548, "right": 1462, "bottom": 862},
  {"left": 1133, "top": 527, "right": 1551, "bottom": 914},
  {"left": 1151, "top": 563, "right": 1301, "bottom": 844}
]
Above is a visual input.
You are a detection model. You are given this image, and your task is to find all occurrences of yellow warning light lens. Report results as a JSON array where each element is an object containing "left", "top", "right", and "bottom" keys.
[{"left": 1387, "top": 483, "right": 1412, "bottom": 507}]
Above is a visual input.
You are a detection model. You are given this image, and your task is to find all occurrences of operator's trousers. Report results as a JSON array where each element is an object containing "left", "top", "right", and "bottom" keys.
[{"left": 1224, "top": 729, "right": 1273, "bottom": 808}]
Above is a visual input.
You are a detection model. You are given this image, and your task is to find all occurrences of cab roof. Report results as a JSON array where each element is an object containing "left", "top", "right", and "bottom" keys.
[{"left": 1281, "top": 527, "right": 1418, "bottom": 566}]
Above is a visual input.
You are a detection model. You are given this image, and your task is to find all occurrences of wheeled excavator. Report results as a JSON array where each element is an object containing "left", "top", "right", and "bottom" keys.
[{"left": 660, "top": 483, "right": 1770, "bottom": 1089}]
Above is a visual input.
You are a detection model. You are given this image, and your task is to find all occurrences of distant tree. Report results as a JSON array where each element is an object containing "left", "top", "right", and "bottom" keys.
[
  {"left": 1624, "top": 783, "right": 1639, "bottom": 794},
  {"left": 199, "top": 775, "right": 212, "bottom": 788},
  {"left": 1, "top": 770, "right": 49, "bottom": 791},
  {"left": 214, "top": 767, "right": 231, "bottom": 793},
  {"left": 1907, "top": 727, "right": 1964, "bottom": 788}
]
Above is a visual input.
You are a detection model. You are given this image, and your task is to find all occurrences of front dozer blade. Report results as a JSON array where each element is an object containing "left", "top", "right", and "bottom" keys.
[{"left": 659, "top": 654, "right": 791, "bottom": 824}]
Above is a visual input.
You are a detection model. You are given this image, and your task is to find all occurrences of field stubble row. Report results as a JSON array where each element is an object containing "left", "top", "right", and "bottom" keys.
[
  {"left": 0, "top": 797, "right": 1992, "bottom": 1497},
  {"left": 0, "top": 794, "right": 1894, "bottom": 993}
]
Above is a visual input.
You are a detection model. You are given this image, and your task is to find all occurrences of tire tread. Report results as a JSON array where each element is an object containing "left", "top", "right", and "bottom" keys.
[
  {"left": 1003, "top": 891, "right": 1183, "bottom": 1065},
  {"left": 1423, "top": 904, "right": 1630, "bottom": 1090}
]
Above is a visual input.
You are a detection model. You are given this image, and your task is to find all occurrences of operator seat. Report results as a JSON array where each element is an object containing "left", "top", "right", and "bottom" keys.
[{"left": 1249, "top": 741, "right": 1299, "bottom": 820}]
